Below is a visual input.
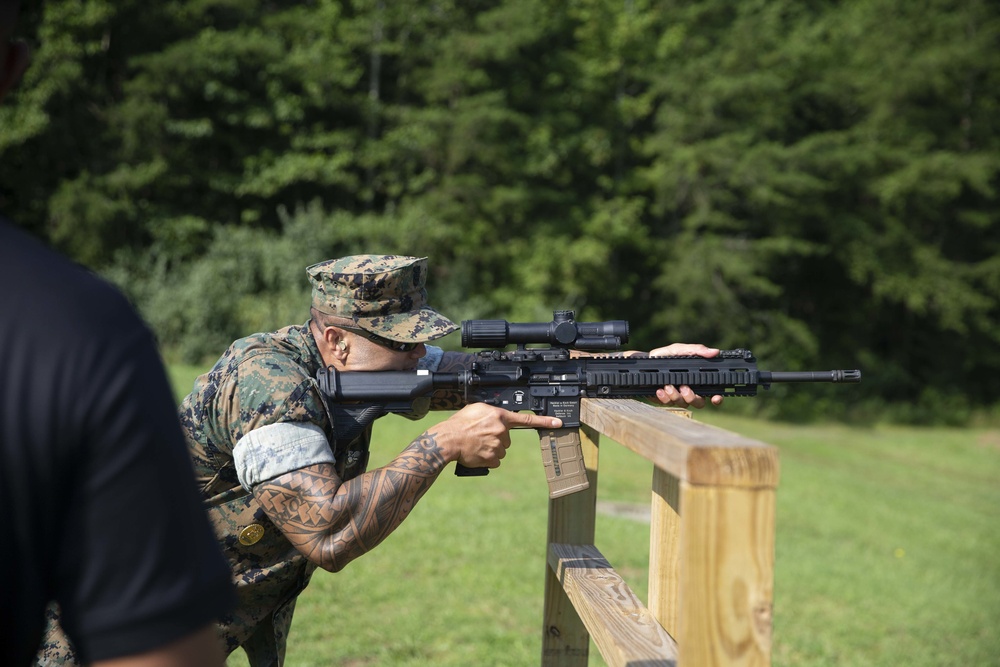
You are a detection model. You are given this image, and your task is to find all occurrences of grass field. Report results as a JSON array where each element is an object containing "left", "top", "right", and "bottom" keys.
[{"left": 168, "top": 365, "right": 1000, "bottom": 666}]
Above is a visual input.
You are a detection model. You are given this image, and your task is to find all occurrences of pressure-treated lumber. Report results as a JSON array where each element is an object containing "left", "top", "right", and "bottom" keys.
[
  {"left": 541, "top": 399, "right": 779, "bottom": 667},
  {"left": 541, "top": 424, "right": 600, "bottom": 666},
  {"left": 671, "top": 482, "right": 776, "bottom": 666},
  {"left": 649, "top": 467, "right": 683, "bottom": 639},
  {"left": 548, "top": 542, "right": 679, "bottom": 667},
  {"left": 580, "top": 398, "right": 780, "bottom": 488}
]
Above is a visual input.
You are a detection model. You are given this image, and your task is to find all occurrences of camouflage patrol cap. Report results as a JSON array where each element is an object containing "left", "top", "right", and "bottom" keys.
[{"left": 306, "top": 255, "right": 458, "bottom": 342}]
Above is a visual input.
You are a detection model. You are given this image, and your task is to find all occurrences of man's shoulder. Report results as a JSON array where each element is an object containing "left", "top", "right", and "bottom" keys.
[
  {"left": 183, "top": 328, "right": 330, "bottom": 454},
  {"left": 191, "top": 324, "right": 322, "bottom": 415},
  {"left": 0, "top": 220, "right": 149, "bottom": 366},
  {"left": 0, "top": 219, "right": 139, "bottom": 331},
  {"left": 231, "top": 324, "right": 307, "bottom": 355},
  {"left": 225, "top": 324, "right": 317, "bottom": 378}
]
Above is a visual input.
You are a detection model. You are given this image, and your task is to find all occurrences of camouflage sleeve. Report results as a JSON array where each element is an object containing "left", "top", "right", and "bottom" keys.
[{"left": 215, "top": 351, "right": 331, "bottom": 454}]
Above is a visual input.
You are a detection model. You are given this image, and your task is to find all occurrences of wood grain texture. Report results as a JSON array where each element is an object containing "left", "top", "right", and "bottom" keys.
[
  {"left": 541, "top": 424, "right": 601, "bottom": 666},
  {"left": 677, "top": 483, "right": 776, "bottom": 666},
  {"left": 580, "top": 399, "right": 780, "bottom": 488},
  {"left": 548, "top": 542, "right": 679, "bottom": 667},
  {"left": 541, "top": 400, "right": 778, "bottom": 666},
  {"left": 649, "top": 467, "right": 682, "bottom": 639}
]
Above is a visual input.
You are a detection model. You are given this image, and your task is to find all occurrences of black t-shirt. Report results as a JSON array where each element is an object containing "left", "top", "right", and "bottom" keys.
[{"left": 0, "top": 221, "right": 234, "bottom": 665}]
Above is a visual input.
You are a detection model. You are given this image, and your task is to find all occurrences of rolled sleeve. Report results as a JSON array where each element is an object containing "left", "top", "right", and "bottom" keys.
[{"left": 232, "top": 421, "right": 335, "bottom": 491}]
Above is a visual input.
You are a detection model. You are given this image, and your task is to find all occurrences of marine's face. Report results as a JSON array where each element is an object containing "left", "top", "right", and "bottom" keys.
[{"left": 341, "top": 332, "right": 426, "bottom": 372}]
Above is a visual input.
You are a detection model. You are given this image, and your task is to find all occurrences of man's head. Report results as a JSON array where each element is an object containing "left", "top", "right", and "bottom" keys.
[
  {"left": 307, "top": 255, "right": 458, "bottom": 345},
  {"left": 0, "top": 0, "right": 29, "bottom": 104}
]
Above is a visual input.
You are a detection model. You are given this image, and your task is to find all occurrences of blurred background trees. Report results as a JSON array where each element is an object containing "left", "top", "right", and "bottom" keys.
[{"left": 2, "top": 0, "right": 998, "bottom": 423}]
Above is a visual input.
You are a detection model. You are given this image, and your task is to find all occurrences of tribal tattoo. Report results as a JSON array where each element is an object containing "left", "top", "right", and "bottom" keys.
[{"left": 253, "top": 431, "right": 449, "bottom": 572}]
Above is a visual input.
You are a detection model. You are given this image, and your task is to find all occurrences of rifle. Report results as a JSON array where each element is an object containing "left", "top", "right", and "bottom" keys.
[{"left": 316, "top": 310, "right": 861, "bottom": 499}]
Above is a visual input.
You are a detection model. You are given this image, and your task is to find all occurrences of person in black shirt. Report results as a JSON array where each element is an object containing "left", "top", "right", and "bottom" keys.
[{"left": 0, "top": 3, "right": 234, "bottom": 665}]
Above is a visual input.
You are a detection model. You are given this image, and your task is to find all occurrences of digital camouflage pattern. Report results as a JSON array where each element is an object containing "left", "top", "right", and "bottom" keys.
[
  {"left": 181, "top": 322, "right": 363, "bottom": 664},
  {"left": 307, "top": 255, "right": 458, "bottom": 342},
  {"left": 33, "top": 604, "right": 79, "bottom": 665}
]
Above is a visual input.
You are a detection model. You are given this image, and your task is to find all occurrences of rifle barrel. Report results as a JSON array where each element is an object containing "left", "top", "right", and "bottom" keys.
[{"left": 763, "top": 370, "right": 861, "bottom": 383}]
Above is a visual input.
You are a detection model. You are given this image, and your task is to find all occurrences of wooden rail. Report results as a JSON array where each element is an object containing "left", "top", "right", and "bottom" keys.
[{"left": 541, "top": 399, "right": 780, "bottom": 666}]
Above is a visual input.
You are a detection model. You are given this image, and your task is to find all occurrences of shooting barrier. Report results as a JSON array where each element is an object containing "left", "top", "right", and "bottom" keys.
[{"left": 541, "top": 399, "right": 780, "bottom": 666}]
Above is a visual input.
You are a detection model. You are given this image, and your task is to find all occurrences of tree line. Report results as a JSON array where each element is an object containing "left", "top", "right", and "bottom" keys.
[{"left": 2, "top": 0, "right": 998, "bottom": 424}]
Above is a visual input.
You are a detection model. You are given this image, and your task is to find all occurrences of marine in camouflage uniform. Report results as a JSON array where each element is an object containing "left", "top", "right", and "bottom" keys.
[
  {"left": 33, "top": 255, "right": 463, "bottom": 667},
  {"left": 179, "top": 255, "right": 720, "bottom": 665},
  {"left": 33, "top": 255, "right": 719, "bottom": 666},
  {"left": 183, "top": 255, "right": 458, "bottom": 665}
]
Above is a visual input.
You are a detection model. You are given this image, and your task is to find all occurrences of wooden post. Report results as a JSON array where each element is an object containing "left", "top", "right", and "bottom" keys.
[
  {"left": 649, "top": 408, "right": 690, "bottom": 639},
  {"left": 649, "top": 466, "right": 682, "bottom": 639},
  {"left": 581, "top": 399, "right": 779, "bottom": 666},
  {"left": 675, "top": 482, "right": 775, "bottom": 666},
  {"left": 541, "top": 424, "right": 600, "bottom": 666}
]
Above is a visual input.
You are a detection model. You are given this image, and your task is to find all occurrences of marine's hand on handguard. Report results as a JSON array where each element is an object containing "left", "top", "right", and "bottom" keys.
[{"left": 647, "top": 343, "right": 725, "bottom": 409}]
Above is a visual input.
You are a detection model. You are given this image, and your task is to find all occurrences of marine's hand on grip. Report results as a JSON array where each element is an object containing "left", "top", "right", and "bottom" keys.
[{"left": 427, "top": 403, "right": 562, "bottom": 472}]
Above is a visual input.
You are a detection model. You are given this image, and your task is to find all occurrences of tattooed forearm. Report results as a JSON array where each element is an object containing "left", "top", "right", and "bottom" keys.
[
  {"left": 429, "top": 351, "right": 476, "bottom": 409},
  {"left": 253, "top": 431, "right": 450, "bottom": 572},
  {"left": 388, "top": 430, "right": 448, "bottom": 474}
]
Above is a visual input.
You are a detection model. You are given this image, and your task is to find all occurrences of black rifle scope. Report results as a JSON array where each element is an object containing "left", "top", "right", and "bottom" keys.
[{"left": 461, "top": 310, "right": 629, "bottom": 350}]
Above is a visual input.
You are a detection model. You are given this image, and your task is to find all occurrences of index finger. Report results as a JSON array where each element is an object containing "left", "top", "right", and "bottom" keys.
[{"left": 503, "top": 411, "right": 563, "bottom": 429}]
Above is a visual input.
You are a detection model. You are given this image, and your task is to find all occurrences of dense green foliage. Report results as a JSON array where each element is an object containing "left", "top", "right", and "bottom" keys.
[{"left": 4, "top": 0, "right": 999, "bottom": 423}]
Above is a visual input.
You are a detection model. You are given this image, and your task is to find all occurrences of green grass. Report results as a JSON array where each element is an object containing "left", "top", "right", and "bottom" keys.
[
  {"left": 167, "top": 363, "right": 210, "bottom": 402},
  {"left": 705, "top": 416, "right": 1000, "bottom": 667},
  {"left": 168, "top": 369, "right": 1000, "bottom": 666}
]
